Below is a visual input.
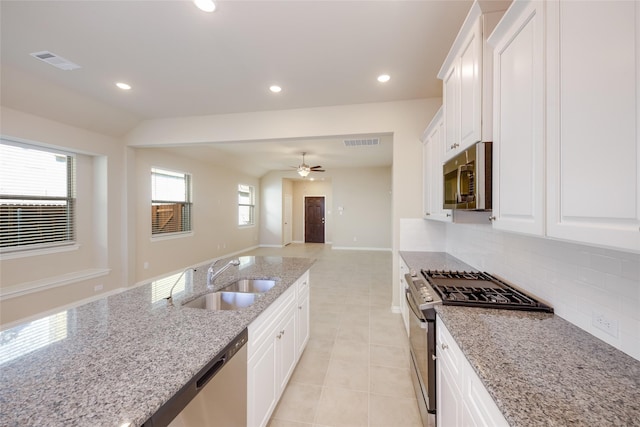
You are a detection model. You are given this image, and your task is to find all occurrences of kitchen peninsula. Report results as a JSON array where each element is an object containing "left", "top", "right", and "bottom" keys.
[{"left": 0, "top": 255, "right": 314, "bottom": 426}]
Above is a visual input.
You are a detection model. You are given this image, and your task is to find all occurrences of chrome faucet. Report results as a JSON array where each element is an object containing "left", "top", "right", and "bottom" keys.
[
  {"left": 166, "top": 268, "right": 195, "bottom": 307},
  {"left": 207, "top": 259, "right": 240, "bottom": 286}
]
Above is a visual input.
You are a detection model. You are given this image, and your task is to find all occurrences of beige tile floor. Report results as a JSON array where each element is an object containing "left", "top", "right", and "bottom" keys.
[{"left": 241, "top": 244, "right": 422, "bottom": 427}]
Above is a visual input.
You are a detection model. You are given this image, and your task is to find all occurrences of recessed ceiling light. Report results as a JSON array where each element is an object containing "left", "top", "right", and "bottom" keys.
[
  {"left": 194, "top": 0, "right": 216, "bottom": 12},
  {"left": 269, "top": 85, "right": 282, "bottom": 93},
  {"left": 115, "top": 82, "right": 131, "bottom": 90},
  {"left": 377, "top": 74, "right": 391, "bottom": 83}
]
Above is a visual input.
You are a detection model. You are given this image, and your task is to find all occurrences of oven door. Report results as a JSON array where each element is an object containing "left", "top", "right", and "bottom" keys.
[{"left": 406, "top": 290, "right": 436, "bottom": 427}]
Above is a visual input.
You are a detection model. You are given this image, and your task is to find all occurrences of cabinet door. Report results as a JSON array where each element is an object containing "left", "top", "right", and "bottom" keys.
[
  {"left": 437, "top": 355, "right": 463, "bottom": 427},
  {"left": 546, "top": 0, "right": 640, "bottom": 252},
  {"left": 277, "top": 311, "right": 297, "bottom": 391},
  {"left": 490, "top": 0, "right": 545, "bottom": 235},
  {"left": 459, "top": 17, "right": 483, "bottom": 150},
  {"left": 296, "top": 291, "right": 310, "bottom": 357},
  {"left": 248, "top": 339, "right": 278, "bottom": 427},
  {"left": 443, "top": 63, "right": 460, "bottom": 159},
  {"left": 423, "top": 138, "right": 432, "bottom": 219},
  {"left": 423, "top": 118, "right": 453, "bottom": 222},
  {"left": 437, "top": 323, "right": 463, "bottom": 427}
]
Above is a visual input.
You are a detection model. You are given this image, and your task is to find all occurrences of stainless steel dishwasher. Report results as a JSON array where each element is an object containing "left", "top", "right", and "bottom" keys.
[{"left": 143, "top": 329, "right": 248, "bottom": 427}]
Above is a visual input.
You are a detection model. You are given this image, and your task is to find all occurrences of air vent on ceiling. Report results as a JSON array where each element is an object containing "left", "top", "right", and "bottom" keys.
[
  {"left": 343, "top": 138, "right": 380, "bottom": 147},
  {"left": 30, "top": 51, "right": 81, "bottom": 71}
]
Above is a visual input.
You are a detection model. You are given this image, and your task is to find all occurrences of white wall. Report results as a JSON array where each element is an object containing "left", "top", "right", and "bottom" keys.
[
  {"left": 259, "top": 171, "right": 284, "bottom": 246},
  {"left": 263, "top": 166, "right": 391, "bottom": 250},
  {"left": 331, "top": 167, "right": 392, "bottom": 249},
  {"left": 133, "top": 148, "right": 260, "bottom": 282},
  {"left": 0, "top": 106, "right": 127, "bottom": 325},
  {"left": 399, "top": 218, "right": 640, "bottom": 361}
]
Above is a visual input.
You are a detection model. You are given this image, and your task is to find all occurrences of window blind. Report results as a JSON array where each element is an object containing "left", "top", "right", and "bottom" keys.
[
  {"left": 0, "top": 140, "right": 76, "bottom": 251},
  {"left": 151, "top": 167, "right": 192, "bottom": 235}
]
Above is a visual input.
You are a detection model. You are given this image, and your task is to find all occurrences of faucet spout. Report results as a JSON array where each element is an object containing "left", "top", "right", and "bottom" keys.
[
  {"left": 207, "top": 259, "right": 240, "bottom": 286},
  {"left": 166, "top": 268, "right": 195, "bottom": 306}
]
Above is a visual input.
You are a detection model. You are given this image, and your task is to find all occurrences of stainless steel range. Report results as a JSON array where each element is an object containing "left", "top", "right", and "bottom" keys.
[{"left": 404, "top": 269, "right": 552, "bottom": 427}]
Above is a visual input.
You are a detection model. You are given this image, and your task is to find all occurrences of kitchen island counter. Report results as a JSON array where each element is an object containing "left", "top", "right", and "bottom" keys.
[
  {"left": 400, "top": 251, "right": 640, "bottom": 427},
  {"left": 0, "top": 255, "right": 314, "bottom": 426}
]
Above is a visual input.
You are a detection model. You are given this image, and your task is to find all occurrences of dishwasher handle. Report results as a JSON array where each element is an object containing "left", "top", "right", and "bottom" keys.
[{"left": 196, "top": 355, "right": 227, "bottom": 390}]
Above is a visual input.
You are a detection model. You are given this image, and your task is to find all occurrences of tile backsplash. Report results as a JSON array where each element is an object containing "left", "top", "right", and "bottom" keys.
[{"left": 400, "top": 219, "right": 640, "bottom": 361}]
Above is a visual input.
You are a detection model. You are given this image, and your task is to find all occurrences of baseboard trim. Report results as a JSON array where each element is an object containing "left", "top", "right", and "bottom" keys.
[{"left": 331, "top": 246, "right": 392, "bottom": 252}]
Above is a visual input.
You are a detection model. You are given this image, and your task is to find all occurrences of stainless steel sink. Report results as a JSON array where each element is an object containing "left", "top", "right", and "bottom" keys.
[
  {"left": 183, "top": 291, "right": 258, "bottom": 310},
  {"left": 222, "top": 279, "right": 276, "bottom": 293}
]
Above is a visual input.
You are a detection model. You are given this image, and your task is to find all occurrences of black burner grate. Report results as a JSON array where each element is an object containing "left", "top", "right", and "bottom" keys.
[{"left": 421, "top": 270, "right": 553, "bottom": 313}]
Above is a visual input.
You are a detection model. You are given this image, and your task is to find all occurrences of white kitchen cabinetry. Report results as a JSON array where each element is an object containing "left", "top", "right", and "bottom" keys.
[
  {"left": 422, "top": 107, "right": 452, "bottom": 223},
  {"left": 545, "top": 0, "right": 640, "bottom": 252},
  {"left": 436, "top": 316, "right": 509, "bottom": 427},
  {"left": 439, "top": 1, "right": 510, "bottom": 161},
  {"left": 295, "top": 271, "right": 310, "bottom": 358},
  {"left": 488, "top": 0, "right": 545, "bottom": 236},
  {"left": 247, "top": 271, "right": 310, "bottom": 427},
  {"left": 399, "top": 256, "right": 410, "bottom": 336}
]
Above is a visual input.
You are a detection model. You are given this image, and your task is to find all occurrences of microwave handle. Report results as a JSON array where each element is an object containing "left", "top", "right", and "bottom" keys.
[
  {"left": 456, "top": 165, "right": 463, "bottom": 203},
  {"left": 456, "top": 164, "right": 474, "bottom": 203}
]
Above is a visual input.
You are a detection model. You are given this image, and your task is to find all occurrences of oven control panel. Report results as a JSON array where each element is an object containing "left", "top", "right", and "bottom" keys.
[{"left": 405, "top": 271, "right": 442, "bottom": 311}]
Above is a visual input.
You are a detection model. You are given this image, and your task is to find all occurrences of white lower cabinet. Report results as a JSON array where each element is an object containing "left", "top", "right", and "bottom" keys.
[
  {"left": 247, "top": 271, "right": 310, "bottom": 427},
  {"left": 436, "top": 316, "right": 509, "bottom": 427},
  {"left": 295, "top": 271, "right": 310, "bottom": 358}
]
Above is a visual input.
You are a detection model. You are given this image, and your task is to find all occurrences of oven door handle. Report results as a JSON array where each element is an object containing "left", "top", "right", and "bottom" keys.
[{"left": 405, "top": 290, "right": 427, "bottom": 326}]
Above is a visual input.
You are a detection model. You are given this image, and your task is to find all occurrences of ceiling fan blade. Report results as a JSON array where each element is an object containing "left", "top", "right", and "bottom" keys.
[
  {"left": 312, "top": 169, "right": 325, "bottom": 172},
  {"left": 310, "top": 165, "right": 323, "bottom": 170}
]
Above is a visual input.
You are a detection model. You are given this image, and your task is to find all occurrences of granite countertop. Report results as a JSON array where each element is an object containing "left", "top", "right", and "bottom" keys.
[
  {"left": 400, "top": 251, "right": 640, "bottom": 427},
  {"left": 0, "top": 255, "right": 315, "bottom": 426}
]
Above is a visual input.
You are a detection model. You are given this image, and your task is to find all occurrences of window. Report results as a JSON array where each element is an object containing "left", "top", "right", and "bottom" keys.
[
  {"left": 238, "top": 184, "right": 255, "bottom": 226},
  {"left": 151, "top": 168, "right": 192, "bottom": 235},
  {"left": 0, "top": 140, "right": 76, "bottom": 252}
]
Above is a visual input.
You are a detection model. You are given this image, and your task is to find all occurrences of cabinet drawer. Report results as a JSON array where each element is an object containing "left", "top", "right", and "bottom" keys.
[{"left": 297, "top": 270, "right": 309, "bottom": 299}]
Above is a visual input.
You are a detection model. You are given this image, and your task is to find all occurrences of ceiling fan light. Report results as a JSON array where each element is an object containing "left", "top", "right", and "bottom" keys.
[
  {"left": 297, "top": 166, "right": 310, "bottom": 177},
  {"left": 194, "top": 0, "right": 216, "bottom": 12}
]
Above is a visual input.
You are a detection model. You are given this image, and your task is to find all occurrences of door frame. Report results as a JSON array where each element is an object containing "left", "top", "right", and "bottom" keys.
[
  {"left": 283, "top": 194, "right": 293, "bottom": 246},
  {"left": 303, "top": 195, "right": 326, "bottom": 244}
]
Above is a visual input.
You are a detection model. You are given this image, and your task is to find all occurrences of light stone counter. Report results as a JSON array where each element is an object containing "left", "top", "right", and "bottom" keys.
[
  {"left": 400, "top": 251, "right": 640, "bottom": 427},
  {"left": 0, "top": 255, "right": 314, "bottom": 426}
]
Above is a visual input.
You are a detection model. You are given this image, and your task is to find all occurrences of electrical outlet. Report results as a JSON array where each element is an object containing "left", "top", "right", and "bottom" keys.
[
  {"left": 592, "top": 311, "right": 618, "bottom": 338},
  {"left": 353, "top": 237, "right": 357, "bottom": 242},
  {"left": 94, "top": 284, "right": 103, "bottom": 292},
  {"left": 143, "top": 261, "right": 149, "bottom": 270}
]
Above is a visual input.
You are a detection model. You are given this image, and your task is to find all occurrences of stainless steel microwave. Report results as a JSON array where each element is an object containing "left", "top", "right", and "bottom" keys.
[{"left": 443, "top": 142, "right": 492, "bottom": 210}]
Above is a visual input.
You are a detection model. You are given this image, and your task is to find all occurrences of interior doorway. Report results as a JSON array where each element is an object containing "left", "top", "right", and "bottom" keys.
[
  {"left": 283, "top": 194, "right": 293, "bottom": 246},
  {"left": 304, "top": 196, "right": 325, "bottom": 243}
]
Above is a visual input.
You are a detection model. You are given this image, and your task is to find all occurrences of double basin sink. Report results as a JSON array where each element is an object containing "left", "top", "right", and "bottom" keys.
[{"left": 182, "top": 279, "right": 276, "bottom": 311}]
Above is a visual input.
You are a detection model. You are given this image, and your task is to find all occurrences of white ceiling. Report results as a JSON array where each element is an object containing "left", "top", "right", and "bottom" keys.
[{"left": 0, "top": 0, "right": 473, "bottom": 176}]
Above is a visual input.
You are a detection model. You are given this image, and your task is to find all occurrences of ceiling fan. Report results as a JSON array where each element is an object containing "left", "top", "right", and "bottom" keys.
[{"left": 293, "top": 152, "right": 325, "bottom": 177}]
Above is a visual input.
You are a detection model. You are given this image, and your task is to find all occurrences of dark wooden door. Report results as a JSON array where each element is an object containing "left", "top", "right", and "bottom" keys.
[{"left": 304, "top": 197, "right": 325, "bottom": 243}]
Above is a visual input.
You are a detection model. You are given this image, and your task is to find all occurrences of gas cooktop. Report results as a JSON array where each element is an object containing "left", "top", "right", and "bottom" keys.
[{"left": 421, "top": 270, "right": 553, "bottom": 313}]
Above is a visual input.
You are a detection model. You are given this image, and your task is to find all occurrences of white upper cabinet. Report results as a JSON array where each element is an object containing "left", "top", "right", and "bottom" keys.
[
  {"left": 546, "top": 0, "right": 640, "bottom": 252},
  {"left": 423, "top": 107, "right": 453, "bottom": 222},
  {"left": 439, "top": 1, "right": 511, "bottom": 161},
  {"left": 488, "top": 0, "right": 545, "bottom": 235}
]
